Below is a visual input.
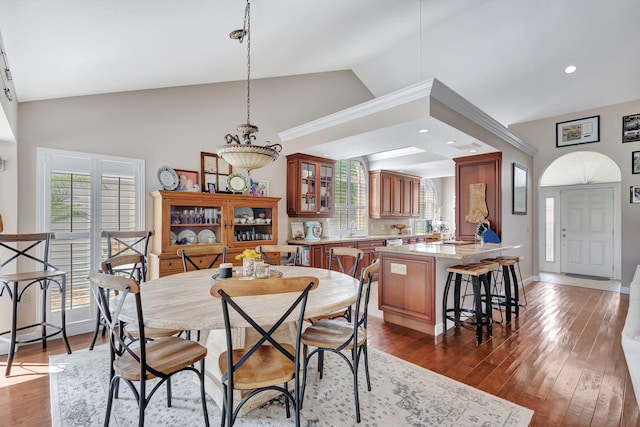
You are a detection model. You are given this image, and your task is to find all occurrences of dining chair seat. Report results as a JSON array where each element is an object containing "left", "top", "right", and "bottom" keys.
[
  {"left": 300, "top": 319, "right": 367, "bottom": 349},
  {"left": 114, "top": 336, "right": 207, "bottom": 381},
  {"left": 218, "top": 344, "right": 296, "bottom": 390}
]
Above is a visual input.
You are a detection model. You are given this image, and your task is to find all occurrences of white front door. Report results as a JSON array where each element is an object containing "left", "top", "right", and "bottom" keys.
[{"left": 560, "top": 187, "right": 614, "bottom": 278}]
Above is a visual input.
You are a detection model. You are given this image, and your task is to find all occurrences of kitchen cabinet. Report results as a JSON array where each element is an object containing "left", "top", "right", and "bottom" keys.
[
  {"left": 369, "top": 170, "right": 420, "bottom": 218},
  {"left": 357, "top": 239, "right": 386, "bottom": 270},
  {"left": 454, "top": 152, "right": 501, "bottom": 241},
  {"left": 286, "top": 153, "right": 335, "bottom": 218},
  {"left": 149, "top": 190, "right": 280, "bottom": 278}
]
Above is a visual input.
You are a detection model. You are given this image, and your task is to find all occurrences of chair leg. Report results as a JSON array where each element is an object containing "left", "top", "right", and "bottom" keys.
[
  {"left": 318, "top": 349, "right": 324, "bottom": 379},
  {"left": 300, "top": 345, "right": 309, "bottom": 408},
  {"left": 166, "top": 377, "right": 172, "bottom": 407},
  {"left": 89, "top": 314, "right": 103, "bottom": 351},
  {"left": 105, "top": 378, "right": 117, "bottom": 427},
  {"left": 199, "top": 359, "right": 210, "bottom": 427},
  {"left": 363, "top": 343, "right": 371, "bottom": 391},
  {"left": 139, "top": 377, "right": 145, "bottom": 427},
  {"left": 5, "top": 289, "right": 18, "bottom": 376},
  {"left": 284, "top": 382, "right": 291, "bottom": 418},
  {"left": 352, "top": 345, "right": 361, "bottom": 423}
]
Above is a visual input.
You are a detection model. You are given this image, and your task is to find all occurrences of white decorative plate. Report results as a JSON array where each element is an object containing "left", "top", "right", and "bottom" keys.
[
  {"left": 227, "top": 173, "right": 248, "bottom": 193},
  {"left": 157, "top": 166, "right": 179, "bottom": 190},
  {"left": 234, "top": 207, "right": 254, "bottom": 219},
  {"left": 197, "top": 229, "right": 216, "bottom": 244},
  {"left": 177, "top": 229, "right": 197, "bottom": 244}
]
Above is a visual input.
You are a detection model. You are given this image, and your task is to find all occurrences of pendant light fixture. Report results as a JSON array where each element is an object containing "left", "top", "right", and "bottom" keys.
[{"left": 217, "top": 0, "right": 281, "bottom": 175}]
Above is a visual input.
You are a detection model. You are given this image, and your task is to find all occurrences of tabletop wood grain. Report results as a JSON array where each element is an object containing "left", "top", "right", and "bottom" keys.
[{"left": 119, "top": 266, "right": 359, "bottom": 330}]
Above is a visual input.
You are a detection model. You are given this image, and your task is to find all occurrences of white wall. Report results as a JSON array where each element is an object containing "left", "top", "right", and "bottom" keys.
[
  {"left": 16, "top": 71, "right": 374, "bottom": 242},
  {"left": 510, "top": 99, "right": 640, "bottom": 287}
]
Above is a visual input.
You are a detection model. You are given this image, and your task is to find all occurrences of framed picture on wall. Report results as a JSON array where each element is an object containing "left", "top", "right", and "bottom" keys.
[
  {"left": 632, "top": 186, "right": 640, "bottom": 204},
  {"left": 200, "top": 152, "right": 233, "bottom": 193},
  {"left": 633, "top": 151, "right": 640, "bottom": 174},
  {"left": 512, "top": 163, "right": 527, "bottom": 215},
  {"left": 174, "top": 169, "right": 198, "bottom": 192},
  {"left": 623, "top": 114, "right": 640, "bottom": 143},
  {"left": 556, "top": 115, "right": 600, "bottom": 147}
]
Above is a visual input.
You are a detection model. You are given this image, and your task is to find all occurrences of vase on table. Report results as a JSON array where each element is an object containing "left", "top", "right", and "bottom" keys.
[{"left": 243, "top": 258, "right": 255, "bottom": 277}]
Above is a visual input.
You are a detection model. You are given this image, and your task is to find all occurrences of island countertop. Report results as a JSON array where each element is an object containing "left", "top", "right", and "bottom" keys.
[{"left": 375, "top": 241, "right": 523, "bottom": 260}]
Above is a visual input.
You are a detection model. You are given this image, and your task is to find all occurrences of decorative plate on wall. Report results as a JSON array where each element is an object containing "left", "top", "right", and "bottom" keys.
[
  {"left": 227, "top": 173, "right": 248, "bottom": 193},
  {"left": 157, "top": 166, "right": 179, "bottom": 190}
]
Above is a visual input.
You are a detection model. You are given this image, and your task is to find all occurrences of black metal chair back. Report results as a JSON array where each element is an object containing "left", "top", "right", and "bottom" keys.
[
  {"left": 256, "top": 245, "right": 300, "bottom": 266},
  {"left": 211, "top": 276, "right": 319, "bottom": 426},
  {"left": 0, "top": 232, "right": 56, "bottom": 271},
  {"left": 178, "top": 246, "right": 227, "bottom": 272},
  {"left": 328, "top": 247, "right": 363, "bottom": 278}
]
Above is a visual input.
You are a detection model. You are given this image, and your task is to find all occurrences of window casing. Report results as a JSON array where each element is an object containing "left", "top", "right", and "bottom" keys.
[{"left": 37, "top": 148, "right": 144, "bottom": 333}]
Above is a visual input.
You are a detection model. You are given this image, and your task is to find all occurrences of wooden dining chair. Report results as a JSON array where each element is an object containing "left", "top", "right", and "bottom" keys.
[
  {"left": 89, "top": 271, "right": 209, "bottom": 427},
  {"left": 323, "top": 247, "right": 364, "bottom": 322},
  {"left": 210, "top": 275, "right": 319, "bottom": 427},
  {"left": 178, "top": 245, "right": 227, "bottom": 272},
  {"left": 90, "top": 231, "right": 154, "bottom": 350},
  {"left": 256, "top": 244, "right": 300, "bottom": 266},
  {"left": 300, "top": 260, "right": 379, "bottom": 423}
]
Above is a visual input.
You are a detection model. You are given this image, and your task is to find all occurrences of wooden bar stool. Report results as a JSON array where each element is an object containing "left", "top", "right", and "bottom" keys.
[
  {"left": 442, "top": 262, "right": 494, "bottom": 345},
  {"left": 497, "top": 255, "right": 527, "bottom": 306},
  {"left": 481, "top": 257, "right": 520, "bottom": 322}
]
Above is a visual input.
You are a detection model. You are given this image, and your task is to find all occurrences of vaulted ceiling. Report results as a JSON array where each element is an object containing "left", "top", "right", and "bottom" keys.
[{"left": 1, "top": 0, "right": 637, "bottom": 175}]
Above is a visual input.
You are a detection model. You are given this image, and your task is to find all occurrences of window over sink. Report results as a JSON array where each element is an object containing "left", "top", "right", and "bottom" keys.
[{"left": 330, "top": 159, "right": 367, "bottom": 236}]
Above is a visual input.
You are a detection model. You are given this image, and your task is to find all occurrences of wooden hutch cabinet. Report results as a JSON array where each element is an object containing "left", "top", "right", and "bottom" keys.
[
  {"left": 369, "top": 170, "right": 420, "bottom": 218},
  {"left": 286, "top": 153, "right": 335, "bottom": 218},
  {"left": 149, "top": 190, "right": 280, "bottom": 278}
]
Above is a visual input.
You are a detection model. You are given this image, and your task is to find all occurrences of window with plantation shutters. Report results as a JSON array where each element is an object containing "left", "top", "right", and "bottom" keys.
[
  {"left": 330, "top": 159, "right": 367, "bottom": 235},
  {"left": 419, "top": 179, "right": 438, "bottom": 220},
  {"left": 37, "top": 148, "right": 144, "bottom": 334}
]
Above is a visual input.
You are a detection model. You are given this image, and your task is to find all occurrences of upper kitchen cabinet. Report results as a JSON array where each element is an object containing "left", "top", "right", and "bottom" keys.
[
  {"left": 286, "top": 153, "right": 335, "bottom": 218},
  {"left": 369, "top": 170, "right": 420, "bottom": 218}
]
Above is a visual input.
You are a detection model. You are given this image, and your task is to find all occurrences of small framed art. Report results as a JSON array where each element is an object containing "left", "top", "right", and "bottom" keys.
[
  {"left": 174, "top": 169, "right": 198, "bottom": 192},
  {"left": 556, "top": 115, "right": 599, "bottom": 147},
  {"left": 633, "top": 151, "right": 640, "bottom": 174},
  {"left": 623, "top": 114, "right": 640, "bottom": 143},
  {"left": 201, "top": 152, "right": 233, "bottom": 193},
  {"left": 512, "top": 163, "right": 527, "bottom": 215},
  {"left": 291, "top": 222, "right": 304, "bottom": 240},
  {"left": 632, "top": 186, "right": 640, "bottom": 204},
  {"left": 249, "top": 180, "right": 269, "bottom": 196}
]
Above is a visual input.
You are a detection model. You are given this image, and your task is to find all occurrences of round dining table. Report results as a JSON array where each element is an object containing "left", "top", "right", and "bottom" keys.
[{"left": 119, "top": 265, "right": 359, "bottom": 414}]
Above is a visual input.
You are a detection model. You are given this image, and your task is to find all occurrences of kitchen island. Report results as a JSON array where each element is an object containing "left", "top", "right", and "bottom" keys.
[{"left": 375, "top": 241, "right": 523, "bottom": 336}]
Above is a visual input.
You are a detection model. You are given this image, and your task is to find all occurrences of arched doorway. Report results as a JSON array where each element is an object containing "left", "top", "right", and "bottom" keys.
[{"left": 538, "top": 151, "right": 621, "bottom": 284}]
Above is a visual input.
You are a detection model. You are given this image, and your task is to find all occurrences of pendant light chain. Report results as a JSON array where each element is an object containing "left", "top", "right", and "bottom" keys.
[{"left": 245, "top": 1, "right": 251, "bottom": 126}]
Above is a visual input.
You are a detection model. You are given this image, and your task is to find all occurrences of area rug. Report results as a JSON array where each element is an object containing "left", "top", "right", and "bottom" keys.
[{"left": 50, "top": 346, "right": 533, "bottom": 426}]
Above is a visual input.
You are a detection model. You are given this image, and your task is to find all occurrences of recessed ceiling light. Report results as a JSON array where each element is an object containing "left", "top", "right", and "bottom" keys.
[
  {"left": 418, "top": 128, "right": 429, "bottom": 133},
  {"left": 323, "top": 154, "right": 329, "bottom": 157},
  {"left": 469, "top": 149, "right": 478, "bottom": 153},
  {"left": 564, "top": 65, "right": 577, "bottom": 74},
  {"left": 446, "top": 140, "right": 455, "bottom": 145},
  {"left": 367, "top": 146, "right": 425, "bottom": 161}
]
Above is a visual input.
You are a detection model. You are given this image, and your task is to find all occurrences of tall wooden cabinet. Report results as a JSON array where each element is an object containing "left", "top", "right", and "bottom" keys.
[
  {"left": 454, "top": 152, "right": 501, "bottom": 241},
  {"left": 286, "top": 153, "right": 335, "bottom": 218},
  {"left": 369, "top": 170, "right": 420, "bottom": 218},
  {"left": 149, "top": 191, "right": 280, "bottom": 278}
]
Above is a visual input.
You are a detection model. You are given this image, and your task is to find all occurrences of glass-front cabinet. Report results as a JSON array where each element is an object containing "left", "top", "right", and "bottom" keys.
[
  {"left": 149, "top": 191, "right": 279, "bottom": 278},
  {"left": 286, "top": 153, "right": 334, "bottom": 218}
]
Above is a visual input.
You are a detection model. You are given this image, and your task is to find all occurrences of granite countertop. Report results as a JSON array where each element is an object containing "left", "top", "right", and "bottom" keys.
[
  {"left": 286, "top": 233, "right": 440, "bottom": 246},
  {"left": 375, "top": 242, "right": 523, "bottom": 260}
]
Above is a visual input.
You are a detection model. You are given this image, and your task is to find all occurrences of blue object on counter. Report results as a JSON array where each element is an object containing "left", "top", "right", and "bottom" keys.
[{"left": 482, "top": 229, "right": 501, "bottom": 243}]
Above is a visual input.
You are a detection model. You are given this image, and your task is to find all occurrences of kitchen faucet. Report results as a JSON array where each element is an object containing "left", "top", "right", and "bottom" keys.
[{"left": 348, "top": 220, "right": 356, "bottom": 237}]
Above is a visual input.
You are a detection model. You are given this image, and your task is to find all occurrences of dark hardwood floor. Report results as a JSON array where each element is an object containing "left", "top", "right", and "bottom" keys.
[{"left": 1, "top": 280, "right": 638, "bottom": 426}]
